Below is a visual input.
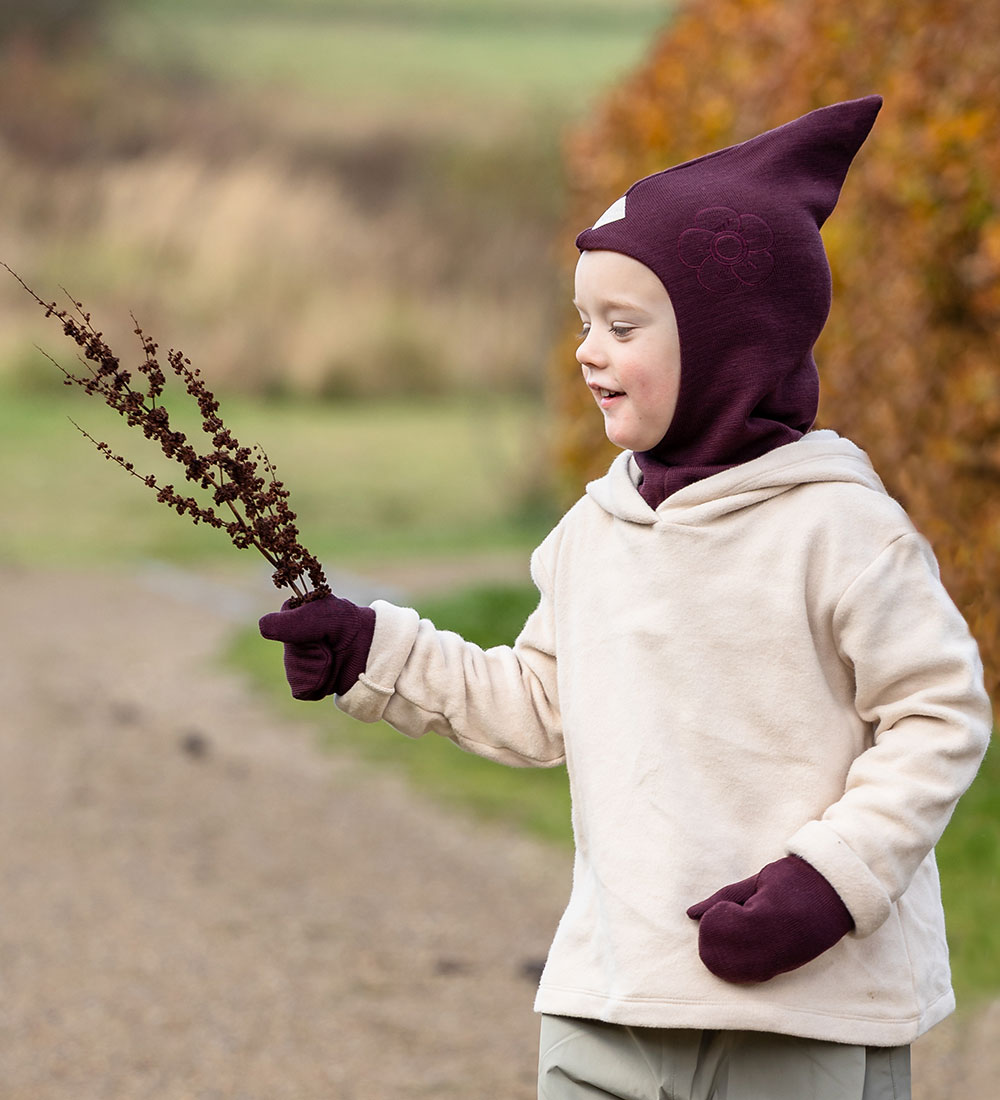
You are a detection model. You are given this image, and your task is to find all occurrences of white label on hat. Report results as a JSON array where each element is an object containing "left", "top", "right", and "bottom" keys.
[{"left": 591, "top": 195, "right": 627, "bottom": 229}]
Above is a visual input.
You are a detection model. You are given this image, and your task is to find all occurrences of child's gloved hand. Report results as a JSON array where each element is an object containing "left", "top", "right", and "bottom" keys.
[
  {"left": 258, "top": 595, "right": 376, "bottom": 701},
  {"left": 686, "top": 855, "right": 854, "bottom": 984}
]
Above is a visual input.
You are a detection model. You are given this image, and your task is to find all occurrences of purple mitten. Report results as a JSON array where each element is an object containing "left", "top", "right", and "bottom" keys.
[
  {"left": 686, "top": 855, "right": 854, "bottom": 984},
  {"left": 258, "top": 595, "right": 376, "bottom": 701}
]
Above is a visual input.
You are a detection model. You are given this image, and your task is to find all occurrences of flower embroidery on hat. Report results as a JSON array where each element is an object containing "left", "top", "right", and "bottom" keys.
[{"left": 678, "top": 207, "right": 775, "bottom": 292}]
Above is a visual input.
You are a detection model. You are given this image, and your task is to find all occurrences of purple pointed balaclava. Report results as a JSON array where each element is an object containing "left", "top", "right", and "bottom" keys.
[{"left": 576, "top": 95, "right": 883, "bottom": 507}]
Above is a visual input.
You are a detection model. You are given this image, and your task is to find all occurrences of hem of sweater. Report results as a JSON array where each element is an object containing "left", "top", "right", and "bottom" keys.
[{"left": 533, "top": 983, "right": 955, "bottom": 1047}]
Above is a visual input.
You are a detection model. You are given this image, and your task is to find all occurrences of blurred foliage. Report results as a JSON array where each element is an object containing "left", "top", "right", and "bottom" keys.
[
  {"left": 0, "top": 0, "right": 114, "bottom": 54},
  {"left": 1, "top": 0, "right": 657, "bottom": 400},
  {"left": 556, "top": 0, "right": 1000, "bottom": 701}
]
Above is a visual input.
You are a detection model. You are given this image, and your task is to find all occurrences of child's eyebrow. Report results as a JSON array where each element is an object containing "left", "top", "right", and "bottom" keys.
[{"left": 572, "top": 297, "right": 647, "bottom": 314}]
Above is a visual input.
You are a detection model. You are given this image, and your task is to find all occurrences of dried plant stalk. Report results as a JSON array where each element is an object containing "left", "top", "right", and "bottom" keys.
[{"left": 6, "top": 265, "right": 330, "bottom": 605}]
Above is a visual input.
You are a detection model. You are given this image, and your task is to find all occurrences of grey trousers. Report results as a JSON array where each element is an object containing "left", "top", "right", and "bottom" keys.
[{"left": 538, "top": 1015, "right": 911, "bottom": 1100}]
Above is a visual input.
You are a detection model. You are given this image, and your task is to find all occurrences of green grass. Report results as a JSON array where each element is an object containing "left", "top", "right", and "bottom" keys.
[
  {"left": 132, "top": 0, "right": 666, "bottom": 21},
  {"left": 114, "top": 1, "right": 671, "bottom": 119},
  {"left": 228, "top": 580, "right": 574, "bottom": 846},
  {"left": 935, "top": 737, "right": 1000, "bottom": 1003},
  {"left": 0, "top": 382, "right": 554, "bottom": 570}
]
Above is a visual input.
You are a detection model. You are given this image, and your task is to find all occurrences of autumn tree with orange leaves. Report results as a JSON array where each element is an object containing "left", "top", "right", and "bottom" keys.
[{"left": 556, "top": 0, "right": 1000, "bottom": 702}]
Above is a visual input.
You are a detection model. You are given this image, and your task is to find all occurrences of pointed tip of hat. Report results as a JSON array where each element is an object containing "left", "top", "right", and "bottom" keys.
[
  {"left": 785, "top": 94, "right": 883, "bottom": 147},
  {"left": 763, "top": 94, "right": 884, "bottom": 227},
  {"left": 842, "top": 93, "right": 883, "bottom": 112},
  {"left": 824, "top": 93, "right": 883, "bottom": 137}
]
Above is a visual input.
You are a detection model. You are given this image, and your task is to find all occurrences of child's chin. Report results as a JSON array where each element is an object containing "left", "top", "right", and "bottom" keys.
[
  {"left": 604, "top": 416, "right": 673, "bottom": 452},
  {"left": 605, "top": 426, "right": 649, "bottom": 452},
  {"left": 604, "top": 428, "right": 626, "bottom": 449}
]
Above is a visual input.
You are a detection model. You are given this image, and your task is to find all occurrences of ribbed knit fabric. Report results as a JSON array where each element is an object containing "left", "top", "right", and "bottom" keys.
[
  {"left": 687, "top": 855, "right": 856, "bottom": 984},
  {"left": 259, "top": 595, "right": 376, "bottom": 701},
  {"left": 576, "top": 96, "right": 883, "bottom": 506}
]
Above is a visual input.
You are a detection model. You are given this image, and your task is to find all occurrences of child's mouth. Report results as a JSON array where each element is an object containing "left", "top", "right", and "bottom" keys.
[{"left": 594, "top": 386, "right": 625, "bottom": 408}]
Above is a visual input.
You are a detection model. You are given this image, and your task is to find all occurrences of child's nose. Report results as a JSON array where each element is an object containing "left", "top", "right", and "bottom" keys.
[{"left": 576, "top": 329, "right": 605, "bottom": 368}]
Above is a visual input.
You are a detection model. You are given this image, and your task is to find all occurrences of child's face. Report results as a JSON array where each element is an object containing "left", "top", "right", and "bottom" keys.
[{"left": 574, "top": 250, "right": 681, "bottom": 453}]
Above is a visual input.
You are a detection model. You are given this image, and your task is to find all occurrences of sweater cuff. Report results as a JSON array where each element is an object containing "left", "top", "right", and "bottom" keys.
[
  {"left": 785, "top": 820, "right": 892, "bottom": 938},
  {"left": 335, "top": 600, "right": 420, "bottom": 723},
  {"left": 331, "top": 604, "right": 377, "bottom": 696}
]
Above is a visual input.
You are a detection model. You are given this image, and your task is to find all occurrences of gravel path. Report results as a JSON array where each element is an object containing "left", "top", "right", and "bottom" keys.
[
  {"left": 0, "top": 565, "right": 994, "bottom": 1098},
  {"left": 0, "top": 566, "right": 568, "bottom": 1098}
]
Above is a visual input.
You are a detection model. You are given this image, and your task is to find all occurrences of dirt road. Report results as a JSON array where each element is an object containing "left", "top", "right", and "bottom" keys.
[
  {"left": 0, "top": 566, "right": 568, "bottom": 1098},
  {"left": 0, "top": 566, "right": 994, "bottom": 1098}
]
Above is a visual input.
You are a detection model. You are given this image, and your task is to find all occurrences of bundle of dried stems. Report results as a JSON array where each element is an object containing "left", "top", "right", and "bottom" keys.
[{"left": 6, "top": 265, "right": 330, "bottom": 605}]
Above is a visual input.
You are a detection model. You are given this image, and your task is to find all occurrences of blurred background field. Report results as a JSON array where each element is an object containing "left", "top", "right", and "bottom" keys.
[
  {"left": 0, "top": 387, "right": 551, "bottom": 567},
  {"left": 0, "top": 0, "right": 668, "bottom": 400},
  {"left": 115, "top": 0, "right": 668, "bottom": 117},
  {"left": 0, "top": 0, "right": 650, "bottom": 998},
  {"left": 1, "top": 0, "right": 996, "bottom": 1011},
  {"left": 0, "top": 0, "right": 669, "bottom": 593}
]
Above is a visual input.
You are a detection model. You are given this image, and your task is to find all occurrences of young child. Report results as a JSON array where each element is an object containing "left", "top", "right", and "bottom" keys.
[{"left": 259, "top": 96, "right": 992, "bottom": 1100}]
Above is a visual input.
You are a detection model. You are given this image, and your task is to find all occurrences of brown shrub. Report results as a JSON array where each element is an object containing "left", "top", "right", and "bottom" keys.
[{"left": 556, "top": 0, "right": 1000, "bottom": 700}]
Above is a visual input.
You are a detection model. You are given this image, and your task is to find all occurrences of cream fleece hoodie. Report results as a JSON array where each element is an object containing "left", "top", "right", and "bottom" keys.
[{"left": 336, "top": 430, "right": 991, "bottom": 1045}]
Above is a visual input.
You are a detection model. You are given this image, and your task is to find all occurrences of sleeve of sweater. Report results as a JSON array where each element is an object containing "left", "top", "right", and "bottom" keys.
[
  {"left": 786, "top": 530, "right": 993, "bottom": 937},
  {"left": 332, "top": 548, "right": 564, "bottom": 769}
]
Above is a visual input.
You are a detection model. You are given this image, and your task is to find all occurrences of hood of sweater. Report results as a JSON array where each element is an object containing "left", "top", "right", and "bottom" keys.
[
  {"left": 586, "top": 429, "right": 888, "bottom": 526},
  {"left": 575, "top": 96, "right": 883, "bottom": 507}
]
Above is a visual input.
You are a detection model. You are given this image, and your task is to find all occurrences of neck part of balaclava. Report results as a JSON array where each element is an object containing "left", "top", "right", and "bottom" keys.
[{"left": 576, "top": 95, "right": 882, "bottom": 509}]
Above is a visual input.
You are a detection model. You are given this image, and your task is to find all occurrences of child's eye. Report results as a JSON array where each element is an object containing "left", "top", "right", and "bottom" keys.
[
  {"left": 576, "top": 323, "right": 591, "bottom": 341},
  {"left": 610, "top": 324, "right": 634, "bottom": 339}
]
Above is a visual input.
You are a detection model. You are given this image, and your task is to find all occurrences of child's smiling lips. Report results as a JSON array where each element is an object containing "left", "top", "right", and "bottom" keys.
[{"left": 589, "top": 382, "right": 625, "bottom": 408}]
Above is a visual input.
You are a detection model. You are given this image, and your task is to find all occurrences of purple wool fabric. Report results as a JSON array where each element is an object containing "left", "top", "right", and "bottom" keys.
[
  {"left": 687, "top": 855, "right": 855, "bottom": 984},
  {"left": 258, "top": 595, "right": 376, "bottom": 701},
  {"left": 576, "top": 96, "right": 883, "bottom": 508}
]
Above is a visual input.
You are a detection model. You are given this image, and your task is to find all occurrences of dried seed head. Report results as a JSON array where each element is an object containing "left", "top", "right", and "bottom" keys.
[{"left": 7, "top": 268, "right": 329, "bottom": 602}]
